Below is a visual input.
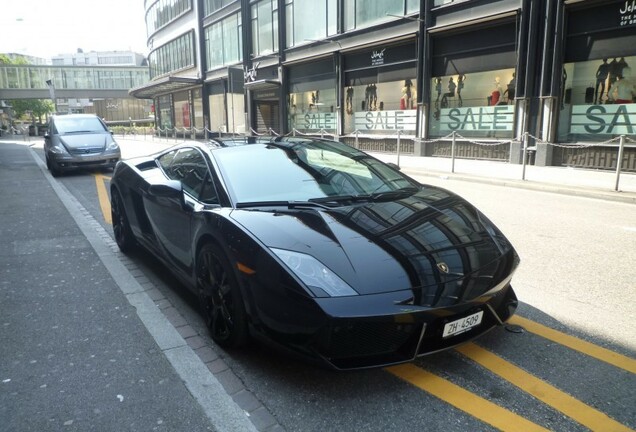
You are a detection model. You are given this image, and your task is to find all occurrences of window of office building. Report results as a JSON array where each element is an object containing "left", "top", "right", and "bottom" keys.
[
  {"left": 205, "top": 13, "right": 243, "bottom": 70},
  {"left": 344, "top": 0, "right": 418, "bottom": 31},
  {"left": 288, "top": 60, "right": 337, "bottom": 133},
  {"left": 285, "top": 0, "right": 337, "bottom": 48},
  {"left": 557, "top": 1, "right": 636, "bottom": 141},
  {"left": 251, "top": 0, "right": 279, "bottom": 56},
  {"left": 149, "top": 32, "right": 195, "bottom": 78},
  {"left": 203, "top": 0, "right": 236, "bottom": 17},
  {"left": 343, "top": 43, "right": 417, "bottom": 136},
  {"left": 146, "top": 0, "right": 192, "bottom": 36},
  {"left": 429, "top": 21, "right": 517, "bottom": 139}
]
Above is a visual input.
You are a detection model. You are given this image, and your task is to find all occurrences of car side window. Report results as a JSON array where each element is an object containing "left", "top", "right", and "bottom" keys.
[
  {"left": 168, "top": 148, "right": 210, "bottom": 199},
  {"left": 157, "top": 150, "right": 178, "bottom": 176}
]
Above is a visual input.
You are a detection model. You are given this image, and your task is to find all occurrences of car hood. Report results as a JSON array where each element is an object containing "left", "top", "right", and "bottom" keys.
[
  {"left": 229, "top": 185, "right": 518, "bottom": 306},
  {"left": 59, "top": 133, "right": 109, "bottom": 150}
]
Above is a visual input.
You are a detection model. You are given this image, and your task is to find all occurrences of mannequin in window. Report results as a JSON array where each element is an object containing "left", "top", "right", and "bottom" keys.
[
  {"left": 434, "top": 77, "right": 442, "bottom": 109},
  {"left": 611, "top": 67, "right": 635, "bottom": 103},
  {"left": 595, "top": 58, "right": 610, "bottom": 104},
  {"left": 370, "top": 84, "right": 378, "bottom": 110},
  {"left": 489, "top": 77, "right": 502, "bottom": 106},
  {"left": 503, "top": 73, "right": 515, "bottom": 104},
  {"left": 400, "top": 79, "right": 413, "bottom": 110},
  {"left": 608, "top": 58, "right": 620, "bottom": 90},
  {"left": 441, "top": 77, "right": 456, "bottom": 108},
  {"left": 457, "top": 75, "right": 466, "bottom": 107},
  {"left": 346, "top": 86, "right": 354, "bottom": 115}
]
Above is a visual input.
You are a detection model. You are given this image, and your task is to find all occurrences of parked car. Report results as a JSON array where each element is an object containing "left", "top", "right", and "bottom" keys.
[
  {"left": 110, "top": 136, "right": 519, "bottom": 369},
  {"left": 43, "top": 114, "right": 120, "bottom": 176}
]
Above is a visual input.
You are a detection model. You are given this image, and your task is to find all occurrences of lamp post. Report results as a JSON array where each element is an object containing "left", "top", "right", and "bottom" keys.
[{"left": 45, "top": 79, "right": 58, "bottom": 114}]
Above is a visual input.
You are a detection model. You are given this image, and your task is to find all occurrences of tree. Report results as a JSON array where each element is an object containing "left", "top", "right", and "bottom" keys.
[{"left": 10, "top": 99, "right": 54, "bottom": 123}]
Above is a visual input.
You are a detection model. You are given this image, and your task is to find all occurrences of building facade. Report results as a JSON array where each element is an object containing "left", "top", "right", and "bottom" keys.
[{"left": 131, "top": 0, "right": 636, "bottom": 171}]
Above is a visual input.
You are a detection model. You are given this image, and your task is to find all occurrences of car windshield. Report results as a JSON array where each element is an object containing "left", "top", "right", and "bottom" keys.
[
  {"left": 213, "top": 139, "right": 417, "bottom": 205},
  {"left": 55, "top": 117, "right": 107, "bottom": 134}
]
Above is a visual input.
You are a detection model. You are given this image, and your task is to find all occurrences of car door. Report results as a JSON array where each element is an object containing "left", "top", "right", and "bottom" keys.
[{"left": 144, "top": 147, "right": 209, "bottom": 276}]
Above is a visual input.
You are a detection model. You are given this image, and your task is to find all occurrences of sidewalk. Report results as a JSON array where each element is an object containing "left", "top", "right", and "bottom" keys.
[
  {"left": 0, "top": 141, "right": 258, "bottom": 432},
  {"left": 3, "top": 133, "right": 635, "bottom": 204}
]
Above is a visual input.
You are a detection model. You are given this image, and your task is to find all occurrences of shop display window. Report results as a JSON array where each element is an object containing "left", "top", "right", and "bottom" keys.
[
  {"left": 428, "top": 68, "right": 516, "bottom": 139},
  {"left": 558, "top": 55, "right": 636, "bottom": 140},
  {"left": 343, "top": 78, "right": 417, "bottom": 135},
  {"left": 288, "top": 88, "right": 337, "bottom": 133}
]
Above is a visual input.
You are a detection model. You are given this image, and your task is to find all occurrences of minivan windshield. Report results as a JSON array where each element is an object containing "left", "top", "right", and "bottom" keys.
[{"left": 55, "top": 116, "right": 107, "bottom": 134}]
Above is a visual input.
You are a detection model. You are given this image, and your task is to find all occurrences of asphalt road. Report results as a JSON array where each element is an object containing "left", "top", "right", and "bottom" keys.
[{"left": 4, "top": 137, "right": 635, "bottom": 432}]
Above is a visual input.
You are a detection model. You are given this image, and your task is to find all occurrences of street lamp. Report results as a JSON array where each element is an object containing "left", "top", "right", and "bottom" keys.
[{"left": 46, "top": 79, "right": 58, "bottom": 114}]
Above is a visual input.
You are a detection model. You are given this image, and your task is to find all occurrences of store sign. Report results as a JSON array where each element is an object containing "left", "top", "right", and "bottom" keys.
[
  {"left": 297, "top": 113, "right": 336, "bottom": 131},
  {"left": 354, "top": 110, "right": 417, "bottom": 131},
  {"left": 244, "top": 62, "right": 260, "bottom": 83},
  {"left": 620, "top": 0, "right": 636, "bottom": 26},
  {"left": 440, "top": 106, "right": 515, "bottom": 132},
  {"left": 570, "top": 104, "right": 635, "bottom": 134},
  {"left": 371, "top": 49, "right": 386, "bottom": 66}
]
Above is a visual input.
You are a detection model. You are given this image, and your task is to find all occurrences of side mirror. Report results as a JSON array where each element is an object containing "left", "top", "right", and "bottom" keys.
[
  {"left": 148, "top": 180, "right": 191, "bottom": 212},
  {"left": 44, "top": 132, "right": 50, "bottom": 139}
]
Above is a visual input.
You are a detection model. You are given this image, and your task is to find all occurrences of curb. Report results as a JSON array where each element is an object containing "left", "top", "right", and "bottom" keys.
[{"left": 401, "top": 169, "right": 636, "bottom": 205}]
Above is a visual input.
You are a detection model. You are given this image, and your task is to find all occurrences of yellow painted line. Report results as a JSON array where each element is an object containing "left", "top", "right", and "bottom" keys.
[
  {"left": 509, "top": 315, "right": 636, "bottom": 374},
  {"left": 386, "top": 363, "right": 549, "bottom": 432},
  {"left": 94, "top": 174, "right": 112, "bottom": 225},
  {"left": 457, "top": 343, "right": 633, "bottom": 432}
]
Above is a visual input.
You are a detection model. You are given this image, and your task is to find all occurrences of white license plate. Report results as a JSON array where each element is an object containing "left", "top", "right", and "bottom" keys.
[{"left": 442, "top": 311, "right": 484, "bottom": 338}]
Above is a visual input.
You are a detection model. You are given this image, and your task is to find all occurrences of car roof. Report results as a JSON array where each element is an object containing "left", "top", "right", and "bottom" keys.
[{"left": 203, "top": 136, "right": 341, "bottom": 151}]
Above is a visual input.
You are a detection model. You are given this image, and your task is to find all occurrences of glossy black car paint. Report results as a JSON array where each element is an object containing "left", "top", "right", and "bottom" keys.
[{"left": 110, "top": 137, "right": 519, "bottom": 370}]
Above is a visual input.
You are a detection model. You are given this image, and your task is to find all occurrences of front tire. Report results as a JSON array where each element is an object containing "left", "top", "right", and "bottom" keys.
[
  {"left": 197, "top": 243, "right": 248, "bottom": 348},
  {"left": 111, "top": 189, "right": 136, "bottom": 253}
]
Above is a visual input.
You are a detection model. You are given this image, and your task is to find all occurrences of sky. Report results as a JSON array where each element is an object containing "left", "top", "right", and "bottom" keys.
[{"left": 0, "top": 0, "right": 148, "bottom": 59}]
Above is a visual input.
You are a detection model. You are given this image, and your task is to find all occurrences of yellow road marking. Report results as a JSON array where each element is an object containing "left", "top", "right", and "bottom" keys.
[
  {"left": 509, "top": 315, "right": 636, "bottom": 374},
  {"left": 386, "top": 363, "right": 549, "bottom": 432},
  {"left": 94, "top": 174, "right": 112, "bottom": 225},
  {"left": 457, "top": 343, "right": 633, "bottom": 432}
]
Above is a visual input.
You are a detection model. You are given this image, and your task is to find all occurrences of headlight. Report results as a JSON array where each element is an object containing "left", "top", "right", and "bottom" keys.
[
  {"left": 106, "top": 140, "right": 119, "bottom": 151},
  {"left": 271, "top": 248, "right": 358, "bottom": 297},
  {"left": 49, "top": 145, "right": 66, "bottom": 154}
]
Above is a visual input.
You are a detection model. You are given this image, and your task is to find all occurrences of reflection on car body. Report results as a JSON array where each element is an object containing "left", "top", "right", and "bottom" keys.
[{"left": 110, "top": 136, "right": 519, "bottom": 369}]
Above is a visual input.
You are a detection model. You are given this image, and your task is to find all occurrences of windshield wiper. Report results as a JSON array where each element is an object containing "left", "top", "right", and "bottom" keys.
[
  {"left": 370, "top": 186, "right": 419, "bottom": 201},
  {"left": 236, "top": 200, "right": 332, "bottom": 210},
  {"left": 309, "top": 195, "right": 372, "bottom": 204}
]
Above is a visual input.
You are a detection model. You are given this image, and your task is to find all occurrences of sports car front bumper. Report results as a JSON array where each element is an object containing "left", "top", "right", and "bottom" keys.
[{"left": 311, "top": 282, "right": 518, "bottom": 370}]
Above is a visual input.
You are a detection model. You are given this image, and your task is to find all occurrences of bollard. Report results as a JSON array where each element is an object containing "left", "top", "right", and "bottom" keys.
[
  {"left": 615, "top": 135, "right": 625, "bottom": 192},
  {"left": 396, "top": 130, "right": 401, "bottom": 168},
  {"left": 451, "top": 131, "right": 456, "bottom": 173},
  {"left": 521, "top": 132, "right": 528, "bottom": 181}
]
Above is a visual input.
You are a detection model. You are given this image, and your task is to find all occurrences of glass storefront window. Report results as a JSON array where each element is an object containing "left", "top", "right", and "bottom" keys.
[
  {"left": 158, "top": 95, "right": 173, "bottom": 129},
  {"left": 288, "top": 88, "right": 337, "bottom": 133},
  {"left": 343, "top": 74, "right": 417, "bottom": 136},
  {"left": 173, "top": 91, "right": 191, "bottom": 128},
  {"left": 558, "top": 56, "right": 636, "bottom": 141},
  {"left": 428, "top": 68, "right": 516, "bottom": 139}
]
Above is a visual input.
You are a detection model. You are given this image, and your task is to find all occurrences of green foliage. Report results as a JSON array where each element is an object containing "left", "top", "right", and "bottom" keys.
[
  {"left": 0, "top": 54, "right": 29, "bottom": 65},
  {"left": 10, "top": 99, "right": 55, "bottom": 122}
]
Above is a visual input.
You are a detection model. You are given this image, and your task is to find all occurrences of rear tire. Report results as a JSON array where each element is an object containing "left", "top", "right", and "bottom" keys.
[
  {"left": 111, "top": 189, "right": 136, "bottom": 253},
  {"left": 197, "top": 243, "right": 248, "bottom": 348}
]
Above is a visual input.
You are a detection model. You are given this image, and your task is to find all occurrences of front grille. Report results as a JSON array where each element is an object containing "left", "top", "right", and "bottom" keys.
[
  {"left": 325, "top": 321, "right": 416, "bottom": 359},
  {"left": 68, "top": 147, "right": 103, "bottom": 155}
]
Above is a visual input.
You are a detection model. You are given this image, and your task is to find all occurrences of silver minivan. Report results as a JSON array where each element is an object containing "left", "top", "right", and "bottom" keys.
[{"left": 44, "top": 114, "right": 121, "bottom": 176}]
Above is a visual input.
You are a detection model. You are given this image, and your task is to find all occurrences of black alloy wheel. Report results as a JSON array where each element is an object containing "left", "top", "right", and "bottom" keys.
[
  {"left": 197, "top": 244, "right": 248, "bottom": 348},
  {"left": 111, "top": 189, "right": 136, "bottom": 253}
]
